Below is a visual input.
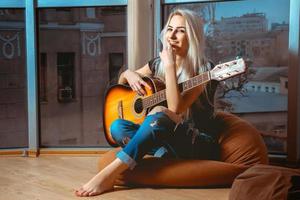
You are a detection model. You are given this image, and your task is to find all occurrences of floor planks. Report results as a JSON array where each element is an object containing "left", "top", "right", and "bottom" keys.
[{"left": 0, "top": 156, "right": 230, "bottom": 200}]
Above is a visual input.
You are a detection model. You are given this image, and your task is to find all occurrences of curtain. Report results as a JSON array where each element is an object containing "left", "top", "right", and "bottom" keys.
[{"left": 127, "top": 0, "right": 154, "bottom": 70}]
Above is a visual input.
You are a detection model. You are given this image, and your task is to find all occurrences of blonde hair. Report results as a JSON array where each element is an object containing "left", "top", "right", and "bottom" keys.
[
  {"left": 156, "top": 9, "right": 208, "bottom": 82},
  {"left": 155, "top": 9, "right": 212, "bottom": 120}
]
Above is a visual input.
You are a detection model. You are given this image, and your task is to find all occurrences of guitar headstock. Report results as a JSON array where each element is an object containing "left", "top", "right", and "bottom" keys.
[{"left": 210, "top": 58, "right": 246, "bottom": 81}]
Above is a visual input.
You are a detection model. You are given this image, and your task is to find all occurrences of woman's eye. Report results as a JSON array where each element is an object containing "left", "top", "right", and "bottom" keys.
[
  {"left": 179, "top": 29, "right": 185, "bottom": 33},
  {"left": 167, "top": 28, "right": 173, "bottom": 32}
]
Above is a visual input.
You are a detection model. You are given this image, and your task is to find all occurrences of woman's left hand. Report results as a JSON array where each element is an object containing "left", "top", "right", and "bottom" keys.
[{"left": 159, "top": 42, "right": 176, "bottom": 70}]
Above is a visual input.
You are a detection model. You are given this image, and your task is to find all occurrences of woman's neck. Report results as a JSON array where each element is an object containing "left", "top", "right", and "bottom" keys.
[{"left": 175, "top": 56, "right": 184, "bottom": 69}]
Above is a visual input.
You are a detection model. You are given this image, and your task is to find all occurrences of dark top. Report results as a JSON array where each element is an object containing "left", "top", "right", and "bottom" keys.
[{"left": 148, "top": 57, "right": 220, "bottom": 140}]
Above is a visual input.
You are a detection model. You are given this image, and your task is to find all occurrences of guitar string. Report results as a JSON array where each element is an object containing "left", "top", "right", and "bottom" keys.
[
  {"left": 110, "top": 78, "right": 201, "bottom": 110},
  {"left": 109, "top": 71, "right": 214, "bottom": 110},
  {"left": 110, "top": 97, "right": 166, "bottom": 111}
]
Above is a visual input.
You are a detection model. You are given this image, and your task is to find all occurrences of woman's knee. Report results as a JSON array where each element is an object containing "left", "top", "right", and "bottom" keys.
[
  {"left": 111, "top": 119, "right": 139, "bottom": 146},
  {"left": 143, "top": 112, "right": 176, "bottom": 139},
  {"left": 110, "top": 119, "right": 128, "bottom": 145},
  {"left": 147, "top": 112, "right": 175, "bottom": 127},
  {"left": 148, "top": 106, "right": 182, "bottom": 124}
]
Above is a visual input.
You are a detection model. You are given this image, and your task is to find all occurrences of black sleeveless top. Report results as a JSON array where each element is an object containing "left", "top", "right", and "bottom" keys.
[{"left": 148, "top": 57, "right": 220, "bottom": 140}]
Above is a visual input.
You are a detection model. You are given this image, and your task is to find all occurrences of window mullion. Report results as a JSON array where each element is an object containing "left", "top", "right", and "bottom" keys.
[
  {"left": 25, "top": 0, "right": 39, "bottom": 156},
  {"left": 288, "top": 0, "right": 300, "bottom": 163}
]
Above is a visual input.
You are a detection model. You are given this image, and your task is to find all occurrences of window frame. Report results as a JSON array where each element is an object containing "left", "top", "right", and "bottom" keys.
[{"left": 0, "top": 0, "right": 24, "bottom": 8}]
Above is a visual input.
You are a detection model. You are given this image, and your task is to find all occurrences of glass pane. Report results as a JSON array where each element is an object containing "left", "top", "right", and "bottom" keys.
[
  {"left": 38, "top": 7, "right": 127, "bottom": 147},
  {"left": 164, "top": 0, "right": 289, "bottom": 154},
  {"left": 0, "top": 9, "right": 28, "bottom": 148}
]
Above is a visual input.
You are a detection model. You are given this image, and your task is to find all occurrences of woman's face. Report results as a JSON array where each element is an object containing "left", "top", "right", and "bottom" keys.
[{"left": 165, "top": 14, "right": 189, "bottom": 57}]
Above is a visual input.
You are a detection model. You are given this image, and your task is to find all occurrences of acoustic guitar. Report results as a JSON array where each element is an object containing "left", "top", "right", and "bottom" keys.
[{"left": 103, "top": 58, "right": 246, "bottom": 146}]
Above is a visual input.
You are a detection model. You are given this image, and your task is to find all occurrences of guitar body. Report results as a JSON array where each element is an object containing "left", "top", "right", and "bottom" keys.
[{"left": 103, "top": 76, "right": 165, "bottom": 146}]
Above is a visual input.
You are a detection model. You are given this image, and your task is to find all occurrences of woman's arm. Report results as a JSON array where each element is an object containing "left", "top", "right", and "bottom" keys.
[
  {"left": 118, "top": 64, "right": 153, "bottom": 96},
  {"left": 161, "top": 45, "right": 206, "bottom": 114},
  {"left": 165, "top": 66, "right": 205, "bottom": 114}
]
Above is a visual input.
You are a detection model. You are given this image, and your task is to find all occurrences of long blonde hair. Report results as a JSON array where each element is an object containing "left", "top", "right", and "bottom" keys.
[
  {"left": 155, "top": 9, "right": 212, "bottom": 120},
  {"left": 156, "top": 9, "right": 208, "bottom": 82}
]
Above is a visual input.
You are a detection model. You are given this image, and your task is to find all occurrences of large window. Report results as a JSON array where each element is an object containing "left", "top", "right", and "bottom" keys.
[
  {"left": 163, "top": 0, "right": 290, "bottom": 154},
  {"left": 38, "top": 7, "right": 127, "bottom": 147},
  {"left": 0, "top": 9, "right": 28, "bottom": 148}
]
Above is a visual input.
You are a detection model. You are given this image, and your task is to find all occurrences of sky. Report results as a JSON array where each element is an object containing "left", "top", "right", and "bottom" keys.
[{"left": 215, "top": 0, "right": 290, "bottom": 29}]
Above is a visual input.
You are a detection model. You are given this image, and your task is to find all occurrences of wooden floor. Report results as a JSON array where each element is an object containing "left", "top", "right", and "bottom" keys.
[{"left": 0, "top": 156, "right": 230, "bottom": 200}]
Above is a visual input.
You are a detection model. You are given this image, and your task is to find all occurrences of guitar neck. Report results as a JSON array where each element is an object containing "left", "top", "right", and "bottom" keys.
[{"left": 143, "top": 71, "right": 210, "bottom": 109}]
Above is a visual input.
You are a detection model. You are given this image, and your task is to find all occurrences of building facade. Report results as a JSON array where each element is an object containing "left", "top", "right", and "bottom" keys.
[{"left": 0, "top": 7, "right": 127, "bottom": 147}]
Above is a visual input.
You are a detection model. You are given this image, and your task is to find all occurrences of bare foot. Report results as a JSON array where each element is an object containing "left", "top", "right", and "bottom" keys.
[
  {"left": 75, "top": 172, "right": 115, "bottom": 197},
  {"left": 75, "top": 158, "right": 129, "bottom": 197}
]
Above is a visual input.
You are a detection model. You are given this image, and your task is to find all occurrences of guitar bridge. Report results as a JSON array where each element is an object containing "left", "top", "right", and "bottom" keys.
[{"left": 118, "top": 101, "right": 124, "bottom": 119}]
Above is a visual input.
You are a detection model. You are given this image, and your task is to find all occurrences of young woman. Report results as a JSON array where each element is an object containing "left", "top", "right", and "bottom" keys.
[{"left": 75, "top": 8, "right": 219, "bottom": 197}]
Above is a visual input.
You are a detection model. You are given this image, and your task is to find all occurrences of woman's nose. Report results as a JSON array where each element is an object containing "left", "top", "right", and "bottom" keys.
[{"left": 170, "top": 30, "right": 177, "bottom": 39}]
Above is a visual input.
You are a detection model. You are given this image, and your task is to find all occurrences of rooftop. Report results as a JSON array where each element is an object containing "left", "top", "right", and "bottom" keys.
[
  {"left": 250, "top": 66, "right": 288, "bottom": 82},
  {"left": 220, "top": 90, "right": 287, "bottom": 113}
]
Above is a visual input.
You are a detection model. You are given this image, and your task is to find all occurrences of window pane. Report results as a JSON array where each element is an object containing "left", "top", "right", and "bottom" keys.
[
  {"left": 164, "top": 0, "right": 289, "bottom": 154},
  {"left": 38, "top": 7, "right": 127, "bottom": 147},
  {"left": 0, "top": 9, "right": 28, "bottom": 148},
  {"left": 57, "top": 52, "right": 75, "bottom": 102}
]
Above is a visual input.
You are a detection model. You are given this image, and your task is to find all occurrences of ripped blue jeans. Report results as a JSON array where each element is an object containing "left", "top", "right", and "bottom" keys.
[{"left": 110, "top": 112, "right": 219, "bottom": 170}]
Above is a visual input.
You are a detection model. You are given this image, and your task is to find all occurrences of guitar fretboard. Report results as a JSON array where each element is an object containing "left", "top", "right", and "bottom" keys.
[{"left": 143, "top": 71, "right": 210, "bottom": 108}]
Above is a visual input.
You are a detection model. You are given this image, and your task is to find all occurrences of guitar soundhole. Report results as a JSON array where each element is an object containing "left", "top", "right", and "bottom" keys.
[{"left": 134, "top": 98, "right": 144, "bottom": 114}]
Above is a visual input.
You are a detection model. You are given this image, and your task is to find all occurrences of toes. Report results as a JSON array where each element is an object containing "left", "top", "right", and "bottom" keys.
[
  {"left": 75, "top": 191, "right": 84, "bottom": 197},
  {"left": 87, "top": 191, "right": 94, "bottom": 197},
  {"left": 88, "top": 191, "right": 99, "bottom": 196},
  {"left": 82, "top": 190, "right": 90, "bottom": 197},
  {"left": 75, "top": 188, "right": 106, "bottom": 197},
  {"left": 75, "top": 188, "right": 87, "bottom": 197},
  {"left": 88, "top": 192, "right": 95, "bottom": 197},
  {"left": 74, "top": 188, "right": 83, "bottom": 196}
]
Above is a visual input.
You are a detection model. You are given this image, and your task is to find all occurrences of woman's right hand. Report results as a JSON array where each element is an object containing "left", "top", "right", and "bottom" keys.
[
  {"left": 160, "top": 42, "right": 176, "bottom": 70},
  {"left": 124, "top": 69, "right": 151, "bottom": 96}
]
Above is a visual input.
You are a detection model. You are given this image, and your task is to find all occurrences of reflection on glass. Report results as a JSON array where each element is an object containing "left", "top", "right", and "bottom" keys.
[
  {"left": 38, "top": 7, "right": 127, "bottom": 147},
  {"left": 164, "top": 0, "right": 289, "bottom": 153},
  {"left": 57, "top": 52, "right": 75, "bottom": 103},
  {"left": 0, "top": 9, "right": 28, "bottom": 148}
]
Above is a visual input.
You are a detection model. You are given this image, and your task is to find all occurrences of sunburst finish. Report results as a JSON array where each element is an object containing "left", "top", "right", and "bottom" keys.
[{"left": 103, "top": 77, "right": 157, "bottom": 146}]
